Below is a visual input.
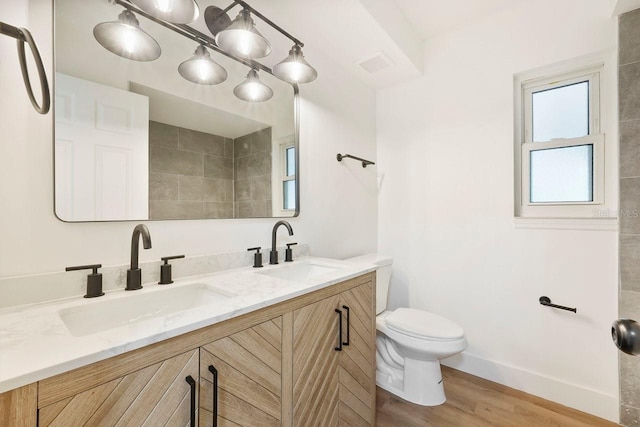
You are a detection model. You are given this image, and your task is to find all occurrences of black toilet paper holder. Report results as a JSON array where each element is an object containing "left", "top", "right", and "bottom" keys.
[{"left": 539, "top": 296, "right": 577, "bottom": 313}]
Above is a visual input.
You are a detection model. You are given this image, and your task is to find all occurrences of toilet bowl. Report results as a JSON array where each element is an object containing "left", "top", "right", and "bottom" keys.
[{"left": 347, "top": 254, "right": 467, "bottom": 406}]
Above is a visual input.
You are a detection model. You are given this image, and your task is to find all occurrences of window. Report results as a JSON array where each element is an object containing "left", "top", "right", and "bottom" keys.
[
  {"left": 281, "top": 143, "right": 296, "bottom": 211},
  {"left": 516, "top": 64, "right": 606, "bottom": 218}
]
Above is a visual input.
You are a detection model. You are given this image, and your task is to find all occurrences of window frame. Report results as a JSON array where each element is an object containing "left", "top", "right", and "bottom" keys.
[
  {"left": 522, "top": 69, "right": 600, "bottom": 144},
  {"left": 515, "top": 62, "right": 608, "bottom": 219},
  {"left": 521, "top": 134, "right": 604, "bottom": 207},
  {"left": 280, "top": 140, "right": 296, "bottom": 213}
]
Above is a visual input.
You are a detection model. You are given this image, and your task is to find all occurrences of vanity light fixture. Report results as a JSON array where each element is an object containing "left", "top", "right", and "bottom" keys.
[
  {"left": 93, "top": 9, "right": 161, "bottom": 62},
  {"left": 178, "top": 45, "right": 227, "bottom": 85},
  {"left": 130, "top": 0, "right": 200, "bottom": 24},
  {"left": 98, "top": 0, "right": 318, "bottom": 101},
  {"left": 215, "top": 8, "right": 271, "bottom": 59},
  {"left": 233, "top": 69, "right": 273, "bottom": 102},
  {"left": 273, "top": 45, "right": 318, "bottom": 84}
]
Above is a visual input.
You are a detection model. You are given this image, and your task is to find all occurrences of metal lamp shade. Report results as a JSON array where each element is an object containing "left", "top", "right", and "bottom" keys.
[
  {"left": 131, "top": 0, "right": 199, "bottom": 24},
  {"left": 273, "top": 45, "right": 317, "bottom": 84},
  {"left": 233, "top": 69, "right": 273, "bottom": 102},
  {"left": 215, "top": 9, "right": 271, "bottom": 59},
  {"left": 93, "top": 10, "right": 161, "bottom": 62},
  {"left": 178, "top": 45, "right": 227, "bottom": 85}
]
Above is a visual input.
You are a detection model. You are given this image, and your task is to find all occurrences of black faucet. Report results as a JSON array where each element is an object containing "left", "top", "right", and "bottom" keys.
[
  {"left": 126, "top": 224, "right": 152, "bottom": 290},
  {"left": 270, "top": 220, "right": 293, "bottom": 265}
]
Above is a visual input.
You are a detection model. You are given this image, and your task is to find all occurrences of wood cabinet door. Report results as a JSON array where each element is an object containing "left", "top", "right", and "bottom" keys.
[
  {"left": 200, "top": 317, "right": 283, "bottom": 427},
  {"left": 38, "top": 349, "right": 199, "bottom": 427},
  {"left": 338, "top": 281, "right": 376, "bottom": 426},
  {"left": 292, "top": 294, "right": 342, "bottom": 427}
]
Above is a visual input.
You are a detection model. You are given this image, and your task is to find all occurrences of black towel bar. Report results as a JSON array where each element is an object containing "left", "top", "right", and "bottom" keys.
[{"left": 337, "top": 153, "right": 375, "bottom": 168}]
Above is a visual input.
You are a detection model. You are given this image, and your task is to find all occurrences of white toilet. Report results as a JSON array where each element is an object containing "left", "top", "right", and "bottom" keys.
[{"left": 347, "top": 253, "right": 467, "bottom": 406}]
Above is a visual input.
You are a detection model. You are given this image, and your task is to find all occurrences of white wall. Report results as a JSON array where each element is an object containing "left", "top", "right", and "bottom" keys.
[
  {"left": 0, "top": 0, "right": 377, "bottom": 278},
  {"left": 377, "top": 0, "right": 619, "bottom": 421}
]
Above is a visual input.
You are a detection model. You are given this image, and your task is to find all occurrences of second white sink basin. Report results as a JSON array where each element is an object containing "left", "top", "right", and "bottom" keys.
[
  {"left": 257, "top": 261, "right": 341, "bottom": 281},
  {"left": 59, "top": 283, "right": 234, "bottom": 337}
]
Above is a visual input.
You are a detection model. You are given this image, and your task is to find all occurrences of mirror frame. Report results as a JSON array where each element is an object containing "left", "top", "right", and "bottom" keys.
[{"left": 51, "top": 0, "right": 301, "bottom": 222}]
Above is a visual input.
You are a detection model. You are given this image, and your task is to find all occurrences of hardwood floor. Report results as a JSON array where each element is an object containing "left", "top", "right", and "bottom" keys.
[{"left": 376, "top": 366, "right": 619, "bottom": 427}]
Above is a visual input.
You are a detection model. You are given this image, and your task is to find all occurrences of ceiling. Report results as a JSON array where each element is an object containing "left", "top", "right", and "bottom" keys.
[
  {"left": 246, "top": 0, "right": 522, "bottom": 90},
  {"left": 393, "top": 0, "right": 514, "bottom": 40}
]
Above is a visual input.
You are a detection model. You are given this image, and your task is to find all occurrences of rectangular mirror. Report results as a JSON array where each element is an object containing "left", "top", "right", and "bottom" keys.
[{"left": 53, "top": 0, "right": 298, "bottom": 221}]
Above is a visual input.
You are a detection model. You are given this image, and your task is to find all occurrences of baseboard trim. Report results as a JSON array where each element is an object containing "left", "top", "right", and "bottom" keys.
[{"left": 441, "top": 352, "right": 619, "bottom": 423}]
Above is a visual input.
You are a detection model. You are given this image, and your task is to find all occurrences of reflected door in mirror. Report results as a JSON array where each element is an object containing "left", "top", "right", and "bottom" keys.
[{"left": 55, "top": 73, "right": 149, "bottom": 221}]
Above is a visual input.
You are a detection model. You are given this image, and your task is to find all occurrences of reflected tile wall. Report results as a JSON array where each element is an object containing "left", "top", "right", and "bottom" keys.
[
  {"left": 234, "top": 128, "right": 273, "bottom": 218},
  {"left": 620, "top": 8, "right": 640, "bottom": 426},
  {"left": 149, "top": 121, "right": 234, "bottom": 219}
]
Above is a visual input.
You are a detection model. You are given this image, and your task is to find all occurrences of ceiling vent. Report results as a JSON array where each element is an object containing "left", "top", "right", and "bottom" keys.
[{"left": 356, "top": 51, "right": 394, "bottom": 74}]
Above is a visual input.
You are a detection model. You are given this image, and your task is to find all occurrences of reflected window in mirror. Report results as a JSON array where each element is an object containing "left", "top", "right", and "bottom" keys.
[{"left": 280, "top": 141, "right": 296, "bottom": 213}]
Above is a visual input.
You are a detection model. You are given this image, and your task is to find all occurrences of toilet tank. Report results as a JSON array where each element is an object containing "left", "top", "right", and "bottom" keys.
[{"left": 346, "top": 254, "right": 393, "bottom": 315}]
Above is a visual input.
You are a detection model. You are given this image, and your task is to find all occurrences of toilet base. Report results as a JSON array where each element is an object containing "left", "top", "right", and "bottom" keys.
[{"left": 376, "top": 357, "right": 446, "bottom": 406}]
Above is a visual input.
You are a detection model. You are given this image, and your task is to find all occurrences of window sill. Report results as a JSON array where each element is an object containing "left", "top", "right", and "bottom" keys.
[{"left": 513, "top": 217, "right": 618, "bottom": 231}]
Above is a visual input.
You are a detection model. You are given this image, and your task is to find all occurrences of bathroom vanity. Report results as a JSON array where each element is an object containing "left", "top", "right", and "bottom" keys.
[{"left": 0, "top": 259, "right": 376, "bottom": 427}]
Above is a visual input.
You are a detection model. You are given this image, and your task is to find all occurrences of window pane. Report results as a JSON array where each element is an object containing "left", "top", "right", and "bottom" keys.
[
  {"left": 532, "top": 81, "right": 589, "bottom": 142},
  {"left": 283, "top": 180, "right": 296, "bottom": 210},
  {"left": 530, "top": 144, "right": 593, "bottom": 203},
  {"left": 286, "top": 147, "right": 295, "bottom": 177}
]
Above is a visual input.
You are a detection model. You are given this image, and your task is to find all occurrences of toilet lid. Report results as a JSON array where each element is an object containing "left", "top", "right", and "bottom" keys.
[{"left": 385, "top": 308, "right": 464, "bottom": 340}]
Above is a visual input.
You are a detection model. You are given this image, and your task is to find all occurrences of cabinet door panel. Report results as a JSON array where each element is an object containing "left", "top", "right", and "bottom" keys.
[
  {"left": 293, "top": 295, "right": 341, "bottom": 427},
  {"left": 339, "top": 282, "right": 376, "bottom": 426},
  {"left": 38, "top": 349, "right": 198, "bottom": 427},
  {"left": 200, "top": 317, "right": 282, "bottom": 426}
]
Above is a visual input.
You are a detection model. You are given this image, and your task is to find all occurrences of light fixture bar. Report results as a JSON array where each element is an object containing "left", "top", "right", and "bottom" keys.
[
  {"left": 231, "top": 0, "right": 304, "bottom": 48},
  {"left": 113, "top": 0, "right": 274, "bottom": 75}
]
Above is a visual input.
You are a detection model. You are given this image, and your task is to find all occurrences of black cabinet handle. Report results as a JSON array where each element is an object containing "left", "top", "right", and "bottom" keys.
[
  {"left": 335, "top": 308, "right": 343, "bottom": 351},
  {"left": 185, "top": 375, "right": 196, "bottom": 427},
  {"left": 342, "top": 305, "right": 350, "bottom": 346},
  {"left": 208, "top": 365, "right": 218, "bottom": 427}
]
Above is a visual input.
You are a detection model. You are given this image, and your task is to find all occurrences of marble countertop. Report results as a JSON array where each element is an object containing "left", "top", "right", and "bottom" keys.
[{"left": 0, "top": 256, "right": 376, "bottom": 394}]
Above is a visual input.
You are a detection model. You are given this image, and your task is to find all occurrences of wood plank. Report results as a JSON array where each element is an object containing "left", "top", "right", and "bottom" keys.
[
  {"left": 230, "top": 327, "right": 281, "bottom": 374},
  {"left": 84, "top": 363, "right": 159, "bottom": 426},
  {"left": 281, "top": 311, "right": 293, "bottom": 427},
  {"left": 217, "top": 387, "right": 280, "bottom": 427},
  {"left": 39, "top": 378, "right": 120, "bottom": 426},
  {"left": 376, "top": 367, "right": 620, "bottom": 427},
  {"left": 200, "top": 353, "right": 280, "bottom": 419},
  {"left": 142, "top": 350, "right": 198, "bottom": 426},
  {"left": 340, "top": 401, "right": 370, "bottom": 427},
  {"left": 165, "top": 387, "right": 196, "bottom": 427},
  {"left": 200, "top": 317, "right": 283, "bottom": 425},
  {"left": 339, "top": 367, "right": 372, "bottom": 416},
  {"left": 293, "top": 295, "right": 341, "bottom": 426},
  {"left": 203, "top": 337, "right": 280, "bottom": 396},
  {"left": 37, "top": 397, "right": 72, "bottom": 427},
  {"left": 115, "top": 349, "right": 198, "bottom": 426},
  {"left": 39, "top": 349, "right": 198, "bottom": 427},
  {"left": 254, "top": 320, "right": 283, "bottom": 350},
  {"left": 339, "top": 282, "right": 376, "bottom": 426},
  {"left": 0, "top": 383, "right": 37, "bottom": 427}
]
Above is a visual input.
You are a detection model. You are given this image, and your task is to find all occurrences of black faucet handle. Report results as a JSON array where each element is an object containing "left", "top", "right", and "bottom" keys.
[
  {"left": 248, "top": 247, "right": 263, "bottom": 268},
  {"left": 159, "top": 255, "right": 185, "bottom": 285},
  {"left": 65, "top": 263, "right": 102, "bottom": 274},
  {"left": 65, "top": 264, "right": 104, "bottom": 298},
  {"left": 285, "top": 243, "right": 298, "bottom": 262},
  {"left": 161, "top": 254, "right": 185, "bottom": 264}
]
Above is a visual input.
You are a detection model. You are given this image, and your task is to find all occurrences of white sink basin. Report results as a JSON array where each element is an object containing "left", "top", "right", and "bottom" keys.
[
  {"left": 257, "top": 261, "right": 341, "bottom": 281},
  {"left": 59, "top": 283, "right": 234, "bottom": 337}
]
